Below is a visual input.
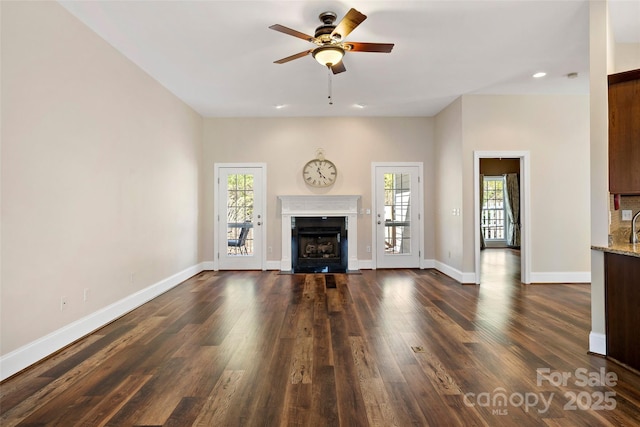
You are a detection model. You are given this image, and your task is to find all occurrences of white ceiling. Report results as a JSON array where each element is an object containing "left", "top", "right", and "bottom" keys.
[{"left": 58, "top": 0, "right": 639, "bottom": 118}]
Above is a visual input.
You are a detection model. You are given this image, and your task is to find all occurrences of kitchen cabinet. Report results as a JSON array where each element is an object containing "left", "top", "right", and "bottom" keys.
[
  {"left": 608, "top": 68, "right": 640, "bottom": 195},
  {"left": 605, "top": 252, "right": 640, "bottom": 371}
]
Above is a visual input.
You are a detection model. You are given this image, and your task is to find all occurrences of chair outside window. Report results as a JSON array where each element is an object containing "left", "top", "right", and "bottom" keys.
[{"left": 228, "top": 222, "right": 251, "bottom": 255}]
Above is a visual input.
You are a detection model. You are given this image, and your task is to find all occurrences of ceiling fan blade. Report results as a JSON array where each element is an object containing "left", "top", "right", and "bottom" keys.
[
  {"left": 331, "top": 8, "right": 366, "bottom": 40},
  {"left": 269, "top": 24, "right": 314, "bottom": 43},
  {"left": 345, "top": 42, "right": 394, "bottom": 53},
  {"left": 331, "top": 61, "right": 346, "bottom": 74},
  {"left": 273, "top": 49, "right": 313, "bottom": 64}
]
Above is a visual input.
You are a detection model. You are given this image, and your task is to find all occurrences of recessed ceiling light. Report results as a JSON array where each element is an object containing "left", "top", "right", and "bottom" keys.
[
  {"left": 533, "top": 72, "right": 547, "bottom": 78},
  {"left": 354, "top": 103, "right": 365, "bottom": 109},
  {"left": 275, "top": 104, "right": 286, "bottom": 109}
]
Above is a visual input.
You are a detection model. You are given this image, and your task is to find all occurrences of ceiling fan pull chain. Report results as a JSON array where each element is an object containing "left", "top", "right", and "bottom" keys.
[{"left": 327, "top": 66, "right": 333, "bottom": 105}]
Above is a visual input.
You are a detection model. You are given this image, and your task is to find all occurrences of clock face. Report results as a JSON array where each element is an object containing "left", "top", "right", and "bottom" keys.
[{"left": 303, "top": 159, "right": 337, "bottom": 187}]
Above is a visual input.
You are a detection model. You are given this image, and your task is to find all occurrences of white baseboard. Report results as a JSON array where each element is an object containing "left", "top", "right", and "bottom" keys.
[
  {"left": 0, "top": 263, "right": 205, "bottom": 381},
  {"left": 530, "top": 271, "right": 591, "bottom": 283},
  {"left": 265, "top": 260, "right": 281, "bottom": 270},
  {"left": 460, "top": 271, "right": 476, "bottom": 283},
  {"left": 589, "top": 332, "right": 606, "bottom": 355},
  {"left": 358, "top": 259, "right": 373, "bottom": 270},
  {"left": 433, "top": 261, "right": 475, "bottom": 284},
  {"left": 201, "top": 261, "right": 215, "bottom": 270},
  {"left": 422, "top": 259, "right": 436, "bottom": 269}
]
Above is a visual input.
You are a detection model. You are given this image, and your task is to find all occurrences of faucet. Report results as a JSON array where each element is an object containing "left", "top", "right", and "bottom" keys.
[{"left": 631, "top": 210, "right": 640, "bottom": 244}]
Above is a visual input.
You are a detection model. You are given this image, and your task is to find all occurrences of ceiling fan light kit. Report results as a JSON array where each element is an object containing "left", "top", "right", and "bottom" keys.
[{"left": 312, "top": 45, "right": 345, "bottom": 67}]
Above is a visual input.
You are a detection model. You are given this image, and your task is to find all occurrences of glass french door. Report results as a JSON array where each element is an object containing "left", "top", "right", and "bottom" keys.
[
  {"left": 216, "top": 165, "right": 265, "bottom": 270},
  {"left": 374, "top": 164, "right": 422, "bottom": 269}
]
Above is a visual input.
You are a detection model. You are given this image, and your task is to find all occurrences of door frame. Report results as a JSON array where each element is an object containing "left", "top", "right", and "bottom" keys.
[
  {"left": 213, "top": 163, "right": 267, "bottom": 271},
  {"left": 473, "top": 151, "right": 531, "bottom": 284},
  {"left": 371, "top": 162, "right": 424, "bottom": 269}
]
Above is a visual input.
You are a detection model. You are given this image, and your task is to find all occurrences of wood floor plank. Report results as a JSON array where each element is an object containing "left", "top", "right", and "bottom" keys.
[
  {"left": 290, "top": 336, "right": 313, "bottom": 384},
  {"left": 360, "top": 377, "right": 401, "bottom": 427},
  {"left": 2, "top": 254, "right": 640, "bottom": 426},
  {"left": 281, "top": 382, "right": 312, "bottom": 427},
  {"left": 192, "top": 370, "right": 244, "bottom": 426},
  {"left": 164, "top": 396, "right": 206, "bottom": 427},
  {"left": 309, "top": 365, "right": 339, "bottom": 426},
  {"left": 383, "top": 381, "right": 430, "bottom": 426},
  {"left": 76, "top": 374, "right": 153, "bottom": 427},
  {"left": 329, "top": 312, "right": 368, "bottom": 426}
]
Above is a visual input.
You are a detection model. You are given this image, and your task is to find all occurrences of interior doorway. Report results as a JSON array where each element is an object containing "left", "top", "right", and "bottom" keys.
[{"left": 473, "top": 151, "right": 531, "bottom": 284}]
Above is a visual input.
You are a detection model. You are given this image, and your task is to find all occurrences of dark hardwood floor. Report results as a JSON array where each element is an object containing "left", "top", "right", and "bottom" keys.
[
  {"left": 2, "top": 264, "right": 640, "bottom": 426},
  {"left": 480, "top": 247, "right": 521, "bottom": 284}
]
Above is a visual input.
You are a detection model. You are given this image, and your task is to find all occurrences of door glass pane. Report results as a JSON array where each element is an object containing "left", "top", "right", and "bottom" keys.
[
  {"left": 383, "top": 173, "right": 411, "bottom": 254},
  {"left": 227, "top": 173, "right": 254, "bottom": 256}
]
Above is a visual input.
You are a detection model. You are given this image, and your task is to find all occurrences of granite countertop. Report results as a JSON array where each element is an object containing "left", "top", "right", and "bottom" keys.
[
  {"left": 592, "top": 242, "right": 640, "bottom": 258},
  {"left": 592, "top": 226, "right": 640, "bottom": 258}
]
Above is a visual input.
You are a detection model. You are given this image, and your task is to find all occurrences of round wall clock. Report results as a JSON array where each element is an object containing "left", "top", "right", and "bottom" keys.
[{"left": 302, "top": 155, "right": 337, "bottom": 188}]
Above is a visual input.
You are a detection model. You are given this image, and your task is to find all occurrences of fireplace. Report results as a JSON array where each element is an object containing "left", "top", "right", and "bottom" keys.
[
  {"left": 279, "top": 195, "right": 360, "bottom": 272},
  {"left": 292, "top": 216, "right": 347, "bottom": 273}
]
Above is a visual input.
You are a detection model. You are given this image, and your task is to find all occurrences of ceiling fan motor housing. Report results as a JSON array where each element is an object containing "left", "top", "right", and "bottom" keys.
[{"left": 315, "top": 11, "right": 338, "bottom": 40}]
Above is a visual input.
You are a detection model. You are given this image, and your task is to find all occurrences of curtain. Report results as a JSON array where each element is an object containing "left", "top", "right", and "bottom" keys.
[
  {"left": 480, "top": 174, "right": 485, "bottom": 249},
  {"left": 504, "top": 173, "right": 520, "bottom": 247}
]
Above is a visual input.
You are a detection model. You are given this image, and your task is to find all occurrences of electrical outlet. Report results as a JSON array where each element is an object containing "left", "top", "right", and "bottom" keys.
[
  {"left": 366, "top": 245, "right": 371, "bottom": 253},
  {"left": 60, "top": 296, "right": 68, "bottom": 312},
  {"left": 622, "top": 210, "right": 633, "bottom": 221},
  {"left": 84, "top": 288, "right": 89, "bottom": 302}
]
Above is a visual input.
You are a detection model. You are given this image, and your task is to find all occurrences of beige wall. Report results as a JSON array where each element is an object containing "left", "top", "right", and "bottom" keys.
[
  {"left": 1, "top": 2, "right": 202, "bottom": 355},
  {"left": 614, "top": 43, "right": 640, "bottom": 72},
  {"left": 204, "top": 94, "right": 592, "bottom": 280},
  {"left": 433, "top": 94, "right": 591, "bottom": 278},
  {"left": 202, "top": 117, "right": 435, "bottom": 264},
  {"left": 434, "top": 98, "right": 464, "bottom": 271},
  {"left": 461, "top": 95, "right": 591, "bottom": 276}
]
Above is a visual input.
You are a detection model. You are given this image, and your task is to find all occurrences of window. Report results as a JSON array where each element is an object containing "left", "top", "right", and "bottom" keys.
[{"left": 482, "top": 176, "right": 505, "bottom": 241}]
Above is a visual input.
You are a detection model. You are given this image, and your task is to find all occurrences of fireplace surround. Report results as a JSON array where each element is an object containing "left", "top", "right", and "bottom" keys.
[{"left": 279, "top": 195, "right": 360, "bottom": 272}]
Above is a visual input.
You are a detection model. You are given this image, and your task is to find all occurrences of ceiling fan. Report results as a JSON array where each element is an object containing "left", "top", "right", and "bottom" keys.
[{"left": 269, "top": 8, "right": 394, "bottom": 74}]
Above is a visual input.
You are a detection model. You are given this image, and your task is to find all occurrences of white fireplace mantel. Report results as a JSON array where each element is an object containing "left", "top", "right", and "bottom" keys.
[{"left": 279, "top": 195, "right": 360, "bottom": 271}]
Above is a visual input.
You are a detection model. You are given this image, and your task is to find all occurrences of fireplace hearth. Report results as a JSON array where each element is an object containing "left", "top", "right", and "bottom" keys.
[{"left": 292, "top": 217, "right": 347, "bottom": 273}]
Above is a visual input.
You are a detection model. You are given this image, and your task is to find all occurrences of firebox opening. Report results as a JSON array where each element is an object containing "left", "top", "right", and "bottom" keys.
[{"left": 291, "top": 216, "right": 347, "bottom": 273}]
